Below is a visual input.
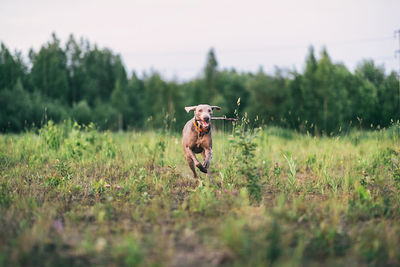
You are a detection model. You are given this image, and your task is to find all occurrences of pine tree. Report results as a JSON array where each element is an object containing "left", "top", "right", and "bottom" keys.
[
  {"left": 204, "top": 48, "right": 218, "bottom": 101},
  {"left": 111, "top": 79, "right": 128, "bottom": 131},
  {"left": 29, "top": 33, "right": 70, "bottom": 102}
]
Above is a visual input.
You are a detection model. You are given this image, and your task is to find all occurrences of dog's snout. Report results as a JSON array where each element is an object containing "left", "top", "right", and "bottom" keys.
[{"left": 203, "top": 116, "right": 210, "bottom": 122}]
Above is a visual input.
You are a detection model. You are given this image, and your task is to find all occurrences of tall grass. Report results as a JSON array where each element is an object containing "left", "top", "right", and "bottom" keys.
[{"left": 0, "top": 121, "right": 399, "bottom": 266}]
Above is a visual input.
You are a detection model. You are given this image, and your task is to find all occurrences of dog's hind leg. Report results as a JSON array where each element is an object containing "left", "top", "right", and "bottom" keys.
[
  {"left": 201, "top": 150, "right": 206, "bottom": 161},
  {"left": 185, "top": 155, "right": 197, "bottom": 178}
]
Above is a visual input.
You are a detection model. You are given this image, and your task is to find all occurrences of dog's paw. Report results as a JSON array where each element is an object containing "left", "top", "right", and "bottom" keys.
[
  {"left": 203, "top": 160, "right": 210, "bottom": 169},
  {"left": 196, "top": 163, "right": 208, "bottom": 173}
]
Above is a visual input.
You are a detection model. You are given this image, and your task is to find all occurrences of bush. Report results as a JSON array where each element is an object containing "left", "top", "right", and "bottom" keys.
[
  {"left": 92, "top": 102, "right": 119, "bottom": 130},
  {"left": 230, "top": 101, "right": 262, "bottom": 203},
  {"left": 71, "top": 100, "right": 92, "bottom": 125}
]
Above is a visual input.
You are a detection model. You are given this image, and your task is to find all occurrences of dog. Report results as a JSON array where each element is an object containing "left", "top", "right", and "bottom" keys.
[{"left": 182, "top": 104, "right": 221, "bottom": 178}]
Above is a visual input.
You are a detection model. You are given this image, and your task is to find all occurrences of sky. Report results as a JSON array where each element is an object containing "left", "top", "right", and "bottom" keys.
[{"left": 1, "top": 0, "right": 399, "bottom": 80}]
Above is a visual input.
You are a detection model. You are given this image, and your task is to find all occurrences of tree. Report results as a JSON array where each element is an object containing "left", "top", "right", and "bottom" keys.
[
  {"left": 381, "top": 72, "right": 400, "bottom": 125},
  {"left": 0, "top": 43, "right": 27, "bottom": 91},
  {"left": 65, "top": 34, "right": 84, "bottom": 105},
  {"left": 204, "top": 48, "right": 218, "bottom": 101},
  {"left": 124, "top": 72, "right": 145, "bottom": 129},
  {"left": 78, "top": 43, "right": 128, "bottom": 107},
  {"left": 247, "top": 68, "right": 288, "bottom": 126},
  {"left": 29, "top": 33, "right": 70, "bottom": 101},
  {"left": 214, "top": 69, "right": 249, "bottom": 118},
  {"left": 1, "top": 33, "right": 399, "bottom": 134},
  {"left": 0, "top": 79, "right": 31, "bottom": 131},
  {"left": 352, "top": 60, "right": 383, "bottom": 127},
  {"left": 111, "top": 79, "right": 128, "bottom": 131},
  {"left": 299, "top": 46, "right": 319, "bottom": 129}
]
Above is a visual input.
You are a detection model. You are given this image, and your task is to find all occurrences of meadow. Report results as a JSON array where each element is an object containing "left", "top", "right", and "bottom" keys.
[{"left": 1, "top": 120, "right": 400, "bottom": 266}]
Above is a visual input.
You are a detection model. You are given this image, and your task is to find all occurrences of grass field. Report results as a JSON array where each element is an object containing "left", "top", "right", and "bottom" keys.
[{"left": 1, "top": 120, "right": 400, "bottom": 266}]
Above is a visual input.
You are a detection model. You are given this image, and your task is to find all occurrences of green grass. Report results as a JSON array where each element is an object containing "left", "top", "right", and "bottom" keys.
[{"left": 1, "top": 121, "right": 400, "bottom": 266}]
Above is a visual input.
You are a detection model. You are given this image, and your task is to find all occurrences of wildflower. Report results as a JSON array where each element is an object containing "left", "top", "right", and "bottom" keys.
[
  {"left": 106, "top": 184, "right": 111, "bottom": 188},
  {"left": 53, "top": 219, "right": 63, "bottom": 231}
]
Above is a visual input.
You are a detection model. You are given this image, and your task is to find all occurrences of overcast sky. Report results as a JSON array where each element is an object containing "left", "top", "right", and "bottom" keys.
[{"left": 1, "top": 0, "right": 399, "bottom": 80}]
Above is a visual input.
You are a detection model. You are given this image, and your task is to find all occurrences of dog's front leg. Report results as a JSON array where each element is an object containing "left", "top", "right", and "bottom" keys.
[
  {"left": 203, "top": 148, "right": 212, "bottom": 169},
  {"left": 185, "top": 146, "right": 207, "bottom": 173}
]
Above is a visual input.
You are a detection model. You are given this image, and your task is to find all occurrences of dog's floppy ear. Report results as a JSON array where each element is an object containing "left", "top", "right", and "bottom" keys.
[
  {"left": 185, "top": 106, "right": 197, "bottom": 113},
  {"left": 211, "top": 106, "right": 221, "bottom": 111}
]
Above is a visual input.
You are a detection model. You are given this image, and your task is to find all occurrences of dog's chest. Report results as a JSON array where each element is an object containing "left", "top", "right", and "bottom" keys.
[
  {"left": 191, "top": 135, "right": 210, "bottom": 153},
  {"left": 195, "top": 136, "right": 205, "bottom": 147}
]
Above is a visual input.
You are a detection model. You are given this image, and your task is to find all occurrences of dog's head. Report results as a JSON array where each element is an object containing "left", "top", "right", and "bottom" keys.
[{"left": 185, "top": 104, "right": 221, "bottom": 129}]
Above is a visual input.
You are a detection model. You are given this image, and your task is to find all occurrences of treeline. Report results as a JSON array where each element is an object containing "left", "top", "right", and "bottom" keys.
[{"left": 0, "top": 33, "right": 399, "bottom": 134}]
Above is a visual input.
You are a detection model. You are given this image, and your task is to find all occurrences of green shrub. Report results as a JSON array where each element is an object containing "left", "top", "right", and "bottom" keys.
[
  {"left": 230, "top": 103, "right": 262, "bottom": 203},
  {"left": 71, "top": 100, "right": 92, "bottom": 125}
]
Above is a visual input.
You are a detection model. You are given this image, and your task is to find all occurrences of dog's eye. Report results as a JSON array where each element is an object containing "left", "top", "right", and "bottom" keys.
[
  {"left": 208, "top": 109, "right": 211, "bottom": 112},
  {"left": 199, "top": 109, "right": 203, "bottom": 112}
]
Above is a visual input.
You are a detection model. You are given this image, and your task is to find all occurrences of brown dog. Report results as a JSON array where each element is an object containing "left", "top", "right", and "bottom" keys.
[{"left": 182, "top": 104, "right": 221, "bottom": 178}]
